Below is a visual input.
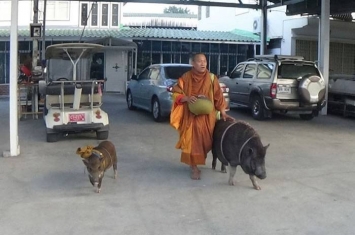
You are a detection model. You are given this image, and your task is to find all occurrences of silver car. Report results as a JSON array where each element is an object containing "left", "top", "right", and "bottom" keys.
[{"left": 126, "top": 63, "right": 230, "bottom": 122}]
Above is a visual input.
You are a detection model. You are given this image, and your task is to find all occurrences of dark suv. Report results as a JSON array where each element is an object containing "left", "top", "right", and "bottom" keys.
[{"left": 219, "top": 55, "right": 326, "bottom": 120}]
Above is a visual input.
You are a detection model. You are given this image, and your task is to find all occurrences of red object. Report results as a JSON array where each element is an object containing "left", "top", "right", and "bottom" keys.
[
  {"left": 69, "top": 113, "right": 85, "bottom": 122},
  {"left": 270, "top": 83, "right": 277, "bottom": 98},
  {"left": 20, "top": 65, "right": 31, "bottom": 77},
  {"left": 175, "top": 94, "right": 184, "bottom": 105}
]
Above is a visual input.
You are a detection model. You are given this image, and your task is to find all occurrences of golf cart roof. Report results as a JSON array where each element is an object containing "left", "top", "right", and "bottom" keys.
[{"left": 45, "top": 43, "right": 104, "bottom": 60}]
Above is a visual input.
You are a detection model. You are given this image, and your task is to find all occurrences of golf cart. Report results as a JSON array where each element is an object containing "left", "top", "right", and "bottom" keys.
[{"left": 39, "top": 43, "right": 109, "bottom": 142}]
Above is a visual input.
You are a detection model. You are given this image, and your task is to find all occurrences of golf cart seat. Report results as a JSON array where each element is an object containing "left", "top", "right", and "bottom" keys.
[
  {"left": 45, "top": 81, "right": 103, "bottom": 109},
  {"left": 46, "top": 82, "right": 99, "bottom": 95}
]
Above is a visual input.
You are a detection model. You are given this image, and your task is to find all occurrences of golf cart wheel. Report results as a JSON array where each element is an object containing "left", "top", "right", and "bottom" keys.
[
  {"left": 47, "top": 133, "right": 59, "bottom": 142},
  {"left": 299, "top": 113, "right": 314, "bottom": 120},
  {"left": 126, "top": 90, "right": 136, "bottom": 110},
  {"left": 152, "top": 97, "right": 164, "bottom": 122},
  {"left": 96, "top": 131, "right": 109, "bottom": 140},
  {"left": 251, "top": 96, "right": 266, "bottom": 120}
]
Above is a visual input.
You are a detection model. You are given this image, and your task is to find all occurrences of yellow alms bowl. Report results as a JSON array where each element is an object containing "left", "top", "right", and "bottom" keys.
[{"left": 188, "top": 97, "right": 214, "bottom": 115}]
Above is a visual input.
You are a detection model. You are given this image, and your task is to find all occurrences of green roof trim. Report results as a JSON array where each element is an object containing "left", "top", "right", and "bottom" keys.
[
  {"left": 0, "top": 27, "right": 260, "bottom": 43},
  {"left": 231, "top": 28, "right": 270, "bottom": 42}
]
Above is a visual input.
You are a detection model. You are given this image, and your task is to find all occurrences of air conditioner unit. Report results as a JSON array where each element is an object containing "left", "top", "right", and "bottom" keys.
[{"left": 252, "top": 17, "right": 261, "bottom": 34}]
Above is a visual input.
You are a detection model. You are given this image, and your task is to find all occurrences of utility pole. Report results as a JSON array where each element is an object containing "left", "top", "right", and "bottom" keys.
[
  {"left": 41, "top": 0, "right": 47, "bottom": 64},
  {"left": 32, "top": 0, "right": 39, "bottom": 69}
]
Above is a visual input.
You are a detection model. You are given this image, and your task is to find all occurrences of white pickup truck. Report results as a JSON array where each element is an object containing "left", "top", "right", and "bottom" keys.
[{"left": 328, "top": 74, "right": 355, "bottom": 117}]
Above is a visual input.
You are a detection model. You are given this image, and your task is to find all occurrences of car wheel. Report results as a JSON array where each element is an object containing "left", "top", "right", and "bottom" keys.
[
  {"left": 46, "top": 131, "right": 59, "bottom": 143},
  {"left": 126, "top": 91, "right": 136, "bottom": 110},
  {"left": 251, "top": 96, "right": 266, "bottom": 120},
  {"left": 299, "top": 113, "right": 314, "bottom": 120},
  {"left": 152, "top": 98, "right": 164, "bottom": 122},
  {"left": 96, "top": 131, "right": 109, "bottom": 140}
]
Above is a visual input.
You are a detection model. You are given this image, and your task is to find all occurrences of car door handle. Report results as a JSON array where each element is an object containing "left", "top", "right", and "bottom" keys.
[
  {"left": 249, "top": 83, "right": 252, "bottom": 86},
  {"left": 236, "top": 82, "right": 238, "bottom": 84}
]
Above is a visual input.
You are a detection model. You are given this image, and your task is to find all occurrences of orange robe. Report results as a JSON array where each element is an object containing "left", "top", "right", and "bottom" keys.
[{"left": 170, "top": 70, "right": 226, "bottom": 166}]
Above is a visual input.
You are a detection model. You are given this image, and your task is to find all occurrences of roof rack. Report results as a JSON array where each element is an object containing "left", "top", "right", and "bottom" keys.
[{"left": 248, "top": 55, "right": 305, "bottom": 61}]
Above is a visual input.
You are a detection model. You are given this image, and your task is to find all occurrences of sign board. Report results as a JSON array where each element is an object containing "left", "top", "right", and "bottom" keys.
[{"left": 30, "top": 23, "right": 42, "bottom": 38}]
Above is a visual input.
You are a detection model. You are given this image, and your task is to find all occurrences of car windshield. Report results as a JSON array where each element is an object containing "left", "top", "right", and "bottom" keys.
[
  {"left": 164, "top": 66, "right": 191, "bottom": 79},
  {"left": 278, "top": 63, "right": 320, "bottom": 79},
  {"left": 47, "top": 58, "right": 91, "bottom": 81}
]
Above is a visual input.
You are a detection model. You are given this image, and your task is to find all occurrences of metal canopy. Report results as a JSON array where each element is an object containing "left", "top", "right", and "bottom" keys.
[
  {"left": 65, "top": 0, "right": 260, "bottom": 9},
  {"left": 268, "top": 0, "right": 355, "bottom": 16}
]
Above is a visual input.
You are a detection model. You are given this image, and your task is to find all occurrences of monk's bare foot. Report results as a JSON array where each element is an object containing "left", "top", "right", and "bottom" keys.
[{"left": 190, "top": 166, "right": 201, "bottom": 180}]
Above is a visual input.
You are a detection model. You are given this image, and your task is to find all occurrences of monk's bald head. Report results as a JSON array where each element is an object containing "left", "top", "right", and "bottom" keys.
[{"left": 191, "top": 53, "right": 207, "bottom": 73}]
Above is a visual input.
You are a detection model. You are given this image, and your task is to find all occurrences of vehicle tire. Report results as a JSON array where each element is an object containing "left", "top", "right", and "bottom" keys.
[
  {"left": 96, "top": 131, "right": 109, "bottom": 140},
  {"left": 251, "top": 96, "right": 266, "bottom": 120},
  {"left": 299, "top": 113, "right": 315, "bottom": 120},
  {"left": 46, "top": 132, "right": 59, "bottom": 142},
  {"left": 126, "top": 91, "right": 136, "bottom": 110},
  {"left": 298, "top": 75, "right": 326, "bottom": 104},
  {"left": 152, "top": 98, "right": 164, "bottom": 122}
]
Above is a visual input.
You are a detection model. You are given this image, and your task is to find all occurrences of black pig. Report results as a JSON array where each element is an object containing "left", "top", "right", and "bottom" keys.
[
  {"left": 212, "top": 120, "right": 269, "bottom": 190},
  {"left": 76, "top": 140, "right": 118, "bottom": 193}
]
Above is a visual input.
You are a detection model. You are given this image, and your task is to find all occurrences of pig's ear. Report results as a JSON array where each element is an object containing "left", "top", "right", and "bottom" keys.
[
  {"left": 264, "top": 144, "right": 270, "bottom": 151},
  {"left": 76, "top": 147, "right": 83, "bottom": 155},
  {"left": 82, "top": 159, "right": 89, "bottom": 166}
]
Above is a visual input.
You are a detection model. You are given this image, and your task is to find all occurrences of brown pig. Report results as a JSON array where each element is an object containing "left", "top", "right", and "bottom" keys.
[{"left": 76, "top": 140, "right": 117, "bottom": 193}]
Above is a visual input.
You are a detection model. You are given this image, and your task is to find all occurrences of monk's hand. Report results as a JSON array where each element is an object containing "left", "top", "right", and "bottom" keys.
[
  {"left": 182, "top": 96, "right": 197, "bottom": 104},
  {"left": 220, "top": 111, "right": 235, "bottom": 122}
]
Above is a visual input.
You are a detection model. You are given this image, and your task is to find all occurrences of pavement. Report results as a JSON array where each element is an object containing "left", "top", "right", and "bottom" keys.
[{"left": 0, "top": 93, "right": 355, "bottom": 235}]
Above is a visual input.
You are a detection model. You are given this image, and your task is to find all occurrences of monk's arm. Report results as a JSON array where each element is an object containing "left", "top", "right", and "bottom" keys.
[{"left": 213, "top": 76, "right": 227, "bottom": 113}]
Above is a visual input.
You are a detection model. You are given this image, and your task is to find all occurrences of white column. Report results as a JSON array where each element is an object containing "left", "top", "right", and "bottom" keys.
[
  {"left": 318, "top": 0, "right": 330, "bottom": 115},
  {"left": 3, "top": 0, "right": 20, "bottom": 157}
]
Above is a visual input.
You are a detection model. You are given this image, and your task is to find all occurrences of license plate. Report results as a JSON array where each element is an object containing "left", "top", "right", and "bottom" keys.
[
  {"left": 277, "top": 86, "right": 291, "bottom": 94},
  {"left": 69, "top": 113, "right": 85, "bottom": 122}
]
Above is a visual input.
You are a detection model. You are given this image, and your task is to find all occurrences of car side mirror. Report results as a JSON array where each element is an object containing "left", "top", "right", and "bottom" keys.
[{"left": 131, "top": 74, "right": 137, "bottom": 80}]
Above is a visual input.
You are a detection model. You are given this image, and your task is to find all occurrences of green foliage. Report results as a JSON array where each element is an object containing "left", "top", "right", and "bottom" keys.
[{"left": 163, "top": 6, "right": 191, "bottom": 14}]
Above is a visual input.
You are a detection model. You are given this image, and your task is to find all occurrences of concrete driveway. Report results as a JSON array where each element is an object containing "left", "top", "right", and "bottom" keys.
[{"left": 0, "top": 94, "right": 354, "bottom": 235}]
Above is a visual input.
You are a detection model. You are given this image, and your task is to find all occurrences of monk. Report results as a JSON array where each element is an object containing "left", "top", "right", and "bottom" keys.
[{"left": 170, "top": 53, "right": 234, "bottom": 180}]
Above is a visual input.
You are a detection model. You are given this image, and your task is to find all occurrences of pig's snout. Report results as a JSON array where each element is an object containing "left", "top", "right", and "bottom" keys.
[{"left": 255, "top": 166, "right": 266, "bottom": 179}]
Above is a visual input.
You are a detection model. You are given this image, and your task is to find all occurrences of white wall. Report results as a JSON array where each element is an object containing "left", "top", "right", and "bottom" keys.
[
  {"left": 0, "top": 1, "right": 80, "bottom": 27},
  {"left": 197, "top": 1, "right": 298, "bottom": 39},
  {"left": 0, "top": 1, "right": 123, "bottom": 28}
]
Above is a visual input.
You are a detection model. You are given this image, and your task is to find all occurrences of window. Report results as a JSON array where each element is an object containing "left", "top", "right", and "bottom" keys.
[
  {"left": 243, "top": 64, "right": 256, "bottom": 79},
  {"left": 257, "top": 63, "right": 273, "bottom": 79},
  {"left": 139, "top": 69, "right": 150, "bottom": 80},
  {"left": 191, "top": 43, "right": 200, "bottom": 53},
  {"left": 112, "top": 4, "right": 119, "bottom": 26},
  {"left": 0, "top": 1, "right": 11, "bottom": 21},
  {"left": 101, "top": 4, "right": 108, "bottom": 26},
  {"left": 81, "top": 3, "right": 88, "bottom": 26},
  {"left": 91, "top": 3, "right": 98, "bottom": 26},
  {"left": 37, "top": 1, "right": 70, "bottom": 21},
  {"left": 162, "top": 42, "right": 171, "bottom": 52},
  {"left": 149, "top": 68, "right": 160, "bottom": 80},
  {"left": 230, "top": 64, "right": 244, "bottom": 79},
  {"left": 278, "top": 63, "right": 319, "bottom": 79},
  {"left": 198, "top": 6, "right": 202, "bottom": 20},
  {"left": 206, "top": 6, "right": 210, "bottom": 18},
  {"left": 165, "top": 66, "right": 191, "bottom": 80}
]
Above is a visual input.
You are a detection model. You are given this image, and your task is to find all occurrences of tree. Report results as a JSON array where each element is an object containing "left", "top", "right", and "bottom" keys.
[{"left": 163, "top": 6, "right": 191, "bottom": 14}]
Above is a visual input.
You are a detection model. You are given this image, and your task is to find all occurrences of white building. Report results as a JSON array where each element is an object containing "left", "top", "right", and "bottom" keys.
[
  {"left": 0, "top": 1, "right": 124, "bottom": 28},
  {"left": 197, "top": 0, "right": 355, "bottom": 74},
  {"left": 0, "top": 0, "right": 137, "bottom": 93}
]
